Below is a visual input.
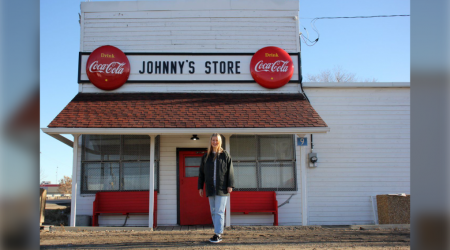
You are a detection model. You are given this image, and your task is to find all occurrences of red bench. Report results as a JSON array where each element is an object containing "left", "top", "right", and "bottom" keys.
[
  {"left": 230, "top": 191, "right": 278, "bottom": 226},
  {"left": 92, "top": 191, "right": 157, "bottom": 228}
]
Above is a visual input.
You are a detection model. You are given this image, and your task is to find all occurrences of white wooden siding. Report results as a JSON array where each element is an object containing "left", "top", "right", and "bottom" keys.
[
  {"left": 81, "top": 0, "right": 299, "bottom": 12},
  {"left": 81, "top": 1, "right": 299, "bottom": 53},
  {"left": 304, "top": 87, "right": 410, "bottom": 225}
]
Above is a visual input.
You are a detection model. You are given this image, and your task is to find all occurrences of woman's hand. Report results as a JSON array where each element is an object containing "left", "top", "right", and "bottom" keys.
[
  {"left": 228, "top": 187, "right": 233, "bottom": 193},
  {"left": 199, "top": 189, "right": 203, "bottom": 197}
]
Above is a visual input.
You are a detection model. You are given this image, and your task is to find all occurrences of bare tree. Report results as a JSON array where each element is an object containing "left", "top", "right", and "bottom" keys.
[
  {"left": 307, "top": 66, "right": 377, "bottom": 82},
  {"left": 58, "top": 176, "right": 72, "bottom": 195},
  {"left": 40, "top": 168, "right": 48, "bottom": 183}
]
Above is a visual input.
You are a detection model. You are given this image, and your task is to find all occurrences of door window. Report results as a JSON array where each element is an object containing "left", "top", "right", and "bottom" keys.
[{"left": 184, "top": 156, "right": 202, "bottom": 177}]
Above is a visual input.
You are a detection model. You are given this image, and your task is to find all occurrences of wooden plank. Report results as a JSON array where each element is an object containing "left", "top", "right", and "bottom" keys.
[
  {"left": 212, "top": 26, "right": 295, "bottom": 31},
  {"left": 84, "top": 34, "right": 293, "bottom": 41},
  {"left": 170, "top": 30, "right": 294, "bottom": 36},
  {"left": 84, "top": 17, "right": 292, "bottom": 23},
  {"left": 180, "top": 226, "right": 189, "bottom": 231},
  {"left": 172, "top": 226, "right": 181, "bottom": 231},
  {"left": 84, "top": 11, "right": 299, "bottom": 19},
  {"left": 165, "top": 21, "right": 296, "bottom": 27},
  {"left": 216, "top": 44, "right": 296, "bottom": 50},
  {"left": 84, "top": 44, "right": 217, "bottom": 51},
  {"left": 81, "top": 1, "right": 299, "bottom": 12}
]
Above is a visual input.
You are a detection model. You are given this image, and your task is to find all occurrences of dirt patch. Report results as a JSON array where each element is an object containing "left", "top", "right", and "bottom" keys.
[{"left": 40, "top": 226, "right": 410, "bottom": 249}]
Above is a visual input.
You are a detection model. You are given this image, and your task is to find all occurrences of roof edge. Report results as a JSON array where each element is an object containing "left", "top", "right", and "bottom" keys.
[
  {"left": 42, "top": 127, "right": 329, "bottom": 135},
  {"left": 81, "top": 0, "right": 299, "bottom": 12}
]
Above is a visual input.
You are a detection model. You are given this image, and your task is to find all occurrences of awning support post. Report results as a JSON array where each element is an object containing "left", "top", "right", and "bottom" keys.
[
  {"left": 70, "top": 134, "right": 80, "bottom": 227},
  {"left": 224, "top": 134, "right": 231, "bottom": 227},
  {"left": 297, "top": 134, "right": 309, "bottom": 226},
  {"left": 149, "top": 135, "right": 155, "bottom": 228}
]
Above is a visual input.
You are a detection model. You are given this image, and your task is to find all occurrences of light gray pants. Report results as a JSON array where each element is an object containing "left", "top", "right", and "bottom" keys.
[{"left": 208, "top": 195, "right": 228, "bottom": 235}]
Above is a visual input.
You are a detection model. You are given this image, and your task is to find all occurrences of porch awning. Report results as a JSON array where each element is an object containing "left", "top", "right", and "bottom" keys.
[{"left": 42, "top": 92, "right": 329, "bottom": 145}]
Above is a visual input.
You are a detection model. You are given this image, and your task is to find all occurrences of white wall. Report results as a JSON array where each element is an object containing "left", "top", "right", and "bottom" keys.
[
  {"left": 304, "top": 86, "right": 410, "bottom": 225},
  {"left": 80, "top": 0, "right": 299, "bottom": 53}
]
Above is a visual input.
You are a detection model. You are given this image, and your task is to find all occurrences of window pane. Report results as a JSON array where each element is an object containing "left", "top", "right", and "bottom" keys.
[
  {"left": 185, "top": 167, "right": 199, "bottom": 177},
  {"left": 260, "top": 162, "right": 295, "bottom": 189},
  {"left": 123, "top": 161, "right": 149, "bottom": 190},
  {"left": 123, "top": 135, "right": 150, "bottom": 160},
  {"left": 185, "top": 156, "right": 202, "bottom": 166},
  {"left": 234, "top": 162, "right": 257, "bottom": 189},
  {"left": 140, "top": 136, "right": 150, "bottom": 160},
  {"left": 101, "top": 135, "right": 121, "bottom": 161},
  {"left": 259, "top": 135, "right": 294, "bottom": 161},
  {"left": 230, "top": 135, "right": 257, "bottom": 161},
  {"left": 154, "top": 161, "right": 159, "bottom": 190},
  {"left": 102, "top": 162, "right": 120, "bottom": 190},
  {"left": 83, "top": 135, "right": 102, "bottom": 161},
  {"left": 82, "top": 162, "right": 101, "bottom": 191}
]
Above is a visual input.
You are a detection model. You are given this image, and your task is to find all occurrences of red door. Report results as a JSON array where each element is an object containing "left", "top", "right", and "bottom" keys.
[{"left": 179, "top": 150, "right": 212, "bottom": 225}]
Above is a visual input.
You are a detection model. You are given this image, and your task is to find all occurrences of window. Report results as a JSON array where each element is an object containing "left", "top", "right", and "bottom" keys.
[
  {"left": 81, "top": 135, "right": 159, "bottom": 194},
  {"left": 230, "top": 135, "right": 296, "bottom": 191}
]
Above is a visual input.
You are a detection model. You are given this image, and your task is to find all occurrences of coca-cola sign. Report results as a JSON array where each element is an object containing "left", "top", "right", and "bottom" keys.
[
  {"left": 86, "top": 45, "right": 130, "bottom": 90},
  {"left": 79, "top": 51, "right": 299, "bottom": 84},
  {"left": 250, "top": 46, "right": 294, "bottom": 89}
]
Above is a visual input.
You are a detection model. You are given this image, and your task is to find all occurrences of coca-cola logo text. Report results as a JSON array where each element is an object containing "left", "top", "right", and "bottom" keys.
[
  {"left": 254, "top": 60, "right": 290, "bottom": 73},
  {"left": 89, "top": 61, "right": 126, "bottom": 74}
]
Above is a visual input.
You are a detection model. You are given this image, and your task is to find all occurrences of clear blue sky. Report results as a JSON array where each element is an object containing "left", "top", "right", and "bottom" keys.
[{"left": 40, "top": 0, "right": 410, "bottom": 183}]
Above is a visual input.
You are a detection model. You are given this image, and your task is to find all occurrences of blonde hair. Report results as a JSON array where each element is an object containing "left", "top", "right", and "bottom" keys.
[{"left": 207, "top": 133, "right": 224, "bottom": 161}]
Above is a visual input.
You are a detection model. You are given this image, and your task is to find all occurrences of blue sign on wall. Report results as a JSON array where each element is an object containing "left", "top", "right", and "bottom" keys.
[{"left": 297, "top": 137, "right": 308, "bottom": 146}]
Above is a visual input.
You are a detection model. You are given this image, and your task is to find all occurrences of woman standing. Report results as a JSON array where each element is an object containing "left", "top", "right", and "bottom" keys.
[{"left": 198, "top": 133, "right": 234, "bottom": 243}]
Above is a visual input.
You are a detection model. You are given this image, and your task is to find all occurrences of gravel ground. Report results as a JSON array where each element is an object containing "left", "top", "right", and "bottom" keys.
[{"left": 40, "top": 225, "right": 410, "bottom": 249}]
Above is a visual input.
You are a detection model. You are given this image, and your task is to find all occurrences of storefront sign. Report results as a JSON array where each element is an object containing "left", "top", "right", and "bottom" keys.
[
  {"left": 85, "top": 45, "right": 130, "bottom": 90},
  {"left": 79, "top": 52, "right": 299, "bottom": 84},
  {"left": 250, "top": 46, "right": 294, "bottom": 89}
]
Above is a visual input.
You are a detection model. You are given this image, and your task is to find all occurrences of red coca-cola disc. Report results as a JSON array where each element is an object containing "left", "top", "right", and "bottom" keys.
[
  {"left": 86, "top": 45, "right": 130, "bottom": 90},
  {"left": 250, "top": 46, "right": 294, "bottom": 89}
]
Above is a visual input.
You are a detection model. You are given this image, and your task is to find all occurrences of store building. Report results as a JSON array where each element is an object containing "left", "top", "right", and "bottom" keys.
[
  {"left": 42, "top": 0, "right": 410, "bottom": 227},
  {"left": 40, "top": 183, "right": 61, "bottom": 196}
]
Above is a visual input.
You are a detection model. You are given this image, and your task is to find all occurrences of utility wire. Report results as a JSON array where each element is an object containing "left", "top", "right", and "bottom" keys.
[{"left": 300, "top": 14, "right": 410, "bottom": 46}]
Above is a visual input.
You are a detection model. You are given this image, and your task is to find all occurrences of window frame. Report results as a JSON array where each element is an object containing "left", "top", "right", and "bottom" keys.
[
  {"left": 80, "top": 135, "right": 159, "bottom": 194},
  {"left": 231, "top": 135, "right": 297, "bottom": 192}
]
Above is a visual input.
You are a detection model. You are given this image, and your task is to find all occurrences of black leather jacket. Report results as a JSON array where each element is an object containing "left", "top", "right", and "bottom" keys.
[{"left": 198, "top": 150, "right": 235, "bottom": 197}]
